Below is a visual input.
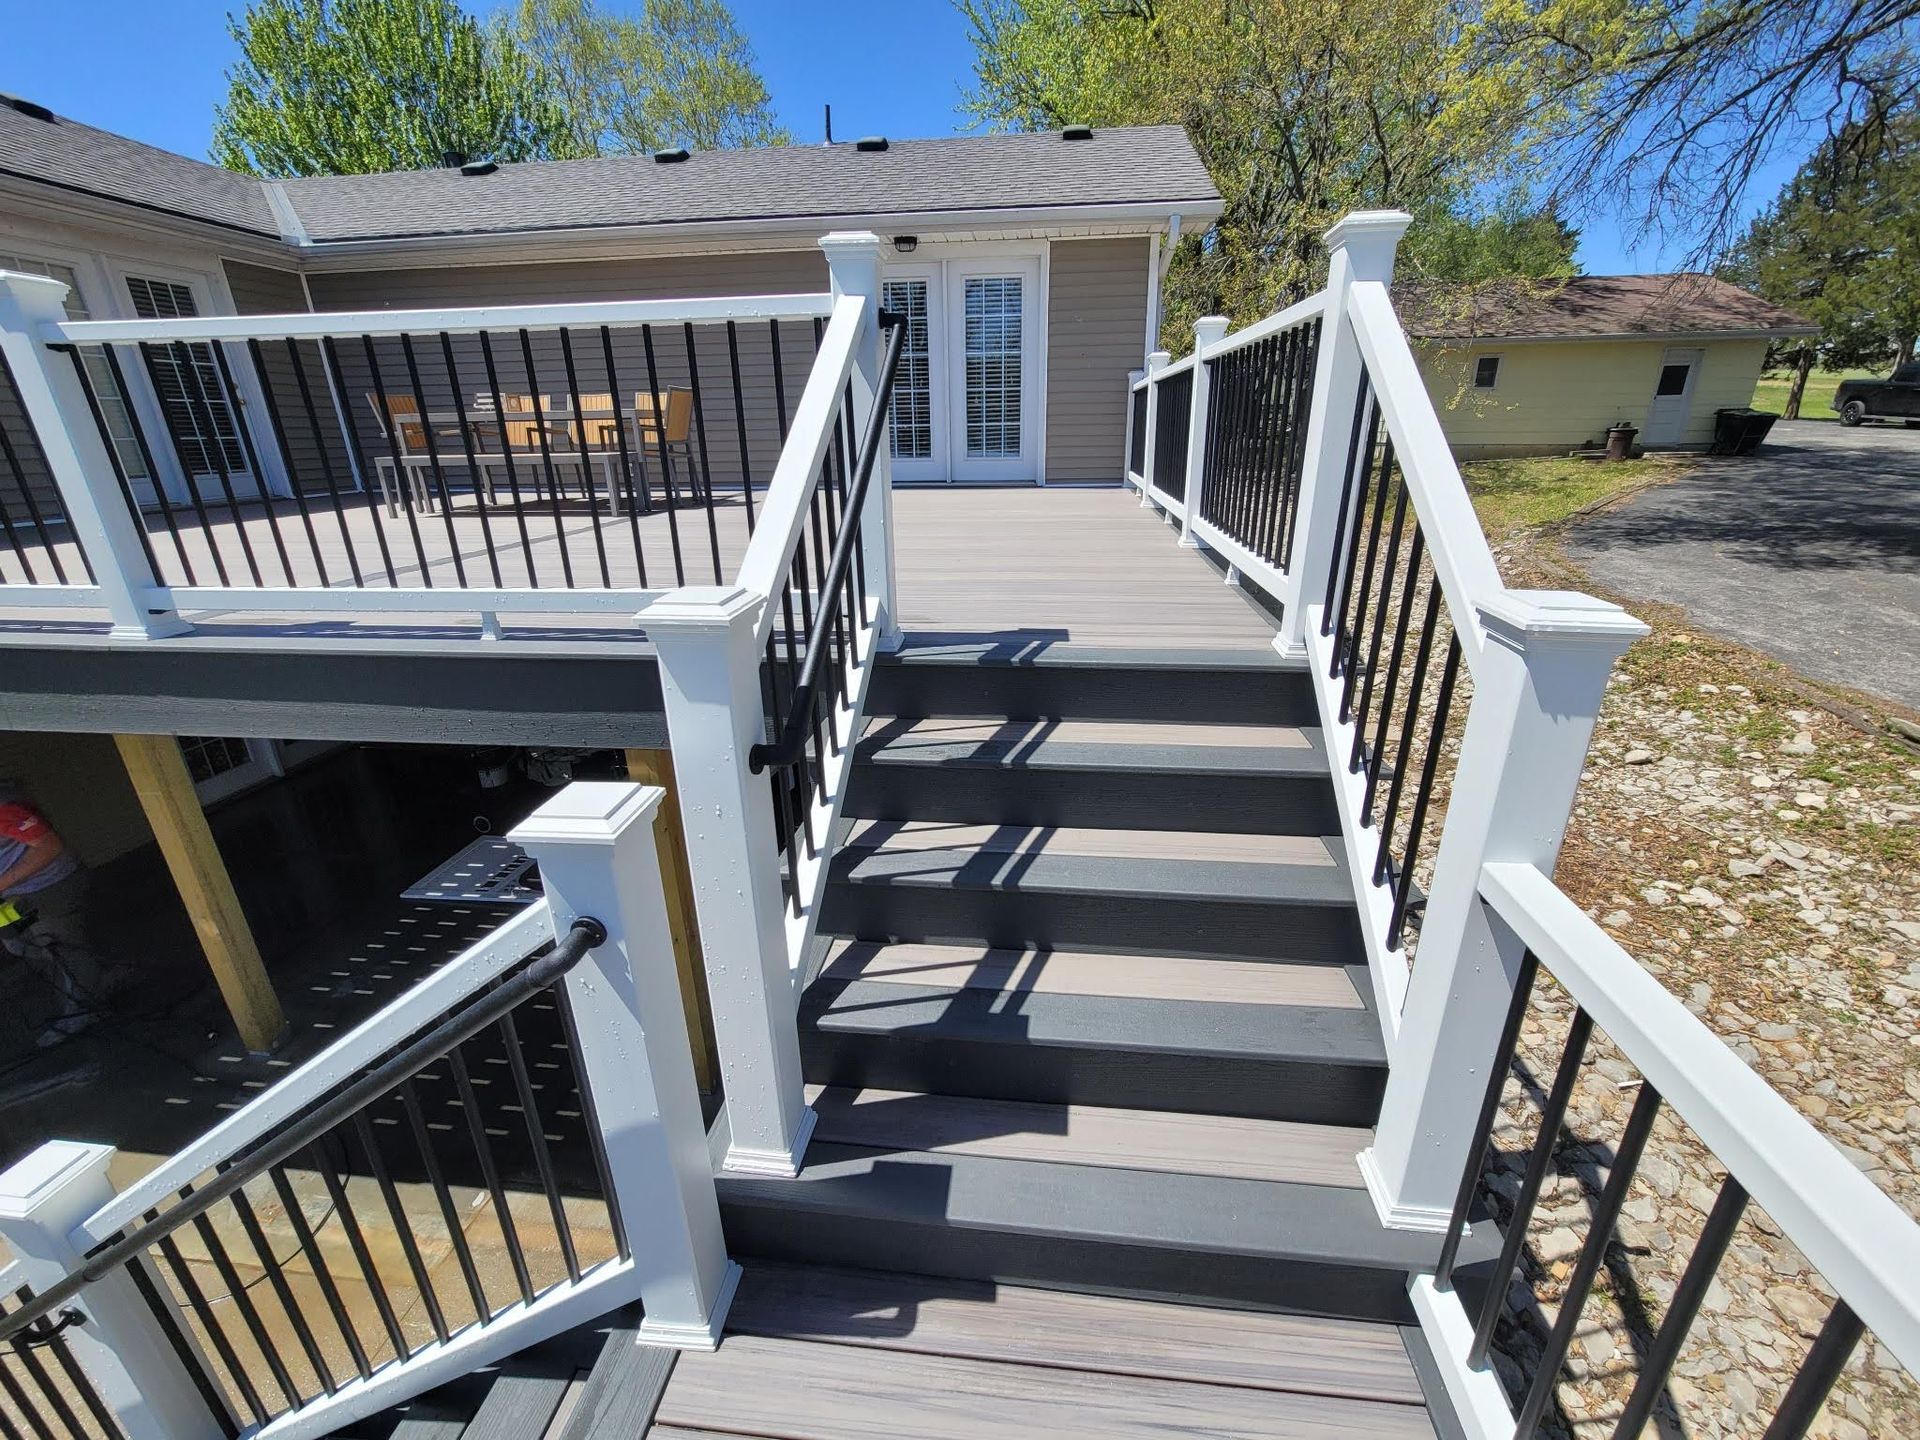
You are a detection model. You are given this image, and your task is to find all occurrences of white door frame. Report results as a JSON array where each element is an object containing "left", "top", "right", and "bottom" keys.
[
  {"left": 880, "top": 240, "right": 1049, "bottom": 484},
  {"left": 1643, "top": 346, "right": 1705, "bottom": 446}
]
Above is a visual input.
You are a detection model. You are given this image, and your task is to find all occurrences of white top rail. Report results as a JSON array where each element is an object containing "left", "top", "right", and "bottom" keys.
[
  {"left": 734, "top": 293, "right": 865, "bottom": 638},
  {"left": 83, "top": 902, "right": 556, "bottom": 1245},
  {"left": 1481, "top": 860, "right": 1920, "bottom": 1375},
  {"left": 48, "top": 292, "right": 837, "bottom": 347},
  {"left": 1199, "top": 291, "right": 1327, "bottom": 362},
  {"left": 1153, "top": 352, "right": 1199, "bottom": 381},
  {"left": 1344, "top": 280, "right": 1504, "bottom": 671}
]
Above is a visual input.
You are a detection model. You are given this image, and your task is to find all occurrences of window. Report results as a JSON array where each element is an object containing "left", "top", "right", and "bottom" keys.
[
  {"left": 962, "top": 275, "right": 1023, "bottom": 458},
  {"left": 1655, "top": 362, "right": 1692, "bottom": 397},
  {"left": 0, "top": 253, "right": 149, "bottom": 483},
  {"left": 882, "top": 278, "right": 933, "bottom": 460},
  {"left": 126, "top": 275, "right": 248, "bottom": 476},
  {"left": 1472, "top": 355, "right": 1501, "bottom": 390},
  {"left": 1894, "top": 363, "right": 1920, "bottom": 384}
]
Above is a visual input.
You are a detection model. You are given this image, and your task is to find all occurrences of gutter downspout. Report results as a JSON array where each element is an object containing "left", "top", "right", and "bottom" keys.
[{"left": 1144, "top": 213, "right": 1181, "bottom": 357}]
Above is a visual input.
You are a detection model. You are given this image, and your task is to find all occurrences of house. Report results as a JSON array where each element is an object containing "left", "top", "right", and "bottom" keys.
[
  {"left": 1396, "top": 273, "right": 1817, "bottom": 456},
  {"left": 0, "top": 93, "right": 1912, "bottom": 1440}
]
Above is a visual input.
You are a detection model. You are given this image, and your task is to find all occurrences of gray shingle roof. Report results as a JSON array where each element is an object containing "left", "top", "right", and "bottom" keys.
[
  {"left": 0, "top": 99, "right": 282, "bottom": 237},
  {"left": 276, "top": 126, "right": 1219, "bottom": 242},
  {"left": 1395, "top": 274, "right": 1817, "bottom": 341},
  {"left": 0, "top": 99, "right": 1218, "bottom": 247}
]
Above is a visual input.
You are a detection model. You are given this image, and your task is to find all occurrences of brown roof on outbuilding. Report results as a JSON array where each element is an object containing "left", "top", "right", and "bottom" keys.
[{"left": 1393, "top": 274, "right": 1817, "bottom": 342}]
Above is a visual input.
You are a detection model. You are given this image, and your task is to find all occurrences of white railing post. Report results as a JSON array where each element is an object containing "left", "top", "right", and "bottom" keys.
[
  {"left": 0, "top": 273, "right": 184, "bottom": 637},
  {"left": 0, "top": 1142, "right": 229, "bottom": 1438},
  {"left": 818, "top": 232, "right": 898, "bottom": 651},
  {"left": 1178, "top": 316, "right": 1229, "bottom": 546},
  {"left": 1139, "top": 350, "right": 1169, "bottom": 506},
  {"left": 509, "top": 782, "right": 740, "bottom": 1347},
  {"left": 643, "top": 587, "right": 815, "bottom": 1177},
  {"left": 1276, "top": 212, "right": 1410, "bottom": 656},
  {"left": 1359, "top": 590, "right": 1646, "bottom": 1229}
]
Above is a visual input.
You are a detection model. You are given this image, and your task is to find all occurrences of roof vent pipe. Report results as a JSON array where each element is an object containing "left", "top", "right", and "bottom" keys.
[
  {"left": 440, "top": 149, "right": 467, "bottom": 168},
  {"left": 855, "top": 136, "right": 889, "bottom": 153},
  {"left": 654, "top": 147, "right": 690, "bottom": 164},
  {"left": 460, "top": 159, "right": 498, "bottom": 176},
  {"left": 1062, "top": 124, "right": 1094, "bottom": 141},
  {"left": 1, "top": 96, "right": 55, "bottom": 122}
]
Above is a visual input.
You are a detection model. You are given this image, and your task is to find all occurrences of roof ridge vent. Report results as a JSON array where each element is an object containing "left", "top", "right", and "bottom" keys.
[
  {"left": 653, "top": 147, "right": 690, "bottom": 164},
  {"left": 1061, "top": 124, "right": 1094, "bottom": 141},
  {"left": 855, "top": 136, "right": 889, "bottom": 153},
  {"left": 2, "top": 95, "right": 55, "bottom": 123},
  {"left": 460, "top": 159, "right": 498, "bottom": 176}
]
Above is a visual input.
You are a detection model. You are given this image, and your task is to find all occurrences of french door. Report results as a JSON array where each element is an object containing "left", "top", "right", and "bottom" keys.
[
  {"left": 882, "top": 257, "right": 1043, "bottom": 483},
  {"left": 125, "top": 274, "right": 264, "bottom": 503}
]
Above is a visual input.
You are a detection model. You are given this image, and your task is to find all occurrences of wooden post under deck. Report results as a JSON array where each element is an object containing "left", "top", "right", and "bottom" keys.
[
  {"left": 113, "top": 734, "right": 286, "bottom": 1053},
  {"left": 625, "top": 747, "right": 718, "bottom": 1091}
]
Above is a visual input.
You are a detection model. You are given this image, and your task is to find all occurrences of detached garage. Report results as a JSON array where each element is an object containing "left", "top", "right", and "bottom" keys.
[{"left": 1397, "top": 274, "right": 1816, "bottom": 458}]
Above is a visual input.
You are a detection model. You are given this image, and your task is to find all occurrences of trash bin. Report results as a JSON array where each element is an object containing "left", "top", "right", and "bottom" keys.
[{"left": 1711, "top": 408, "right": 1779, "bottom": 456}]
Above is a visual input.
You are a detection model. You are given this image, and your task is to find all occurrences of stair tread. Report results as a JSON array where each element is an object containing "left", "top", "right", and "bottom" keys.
[
  {"left": 726, "top": 1262, "right": 1427, "bottom": 1406},
  {"left": 885, "top": 641, "right": 1306, "bottom": 671},
  {"left": 859, "top": 716, "right": 1325, "bottom": 775},
  {"left": 719, "top": 1141, "right": 1493, "bottom": 1276},
  {"left": 837, "top": 819, "right": 1353, "bottom": 904},
  {"left": 804, "top": 1085, "right": 1369, "bottom": 1188},
  {"left": 819, "top": 938, "right": 1363, "bottom": 1009}
]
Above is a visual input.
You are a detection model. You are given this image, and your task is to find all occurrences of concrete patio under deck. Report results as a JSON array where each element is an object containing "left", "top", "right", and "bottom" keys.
[{"left": 0, "top": 484, "right": 1279, "bottom": 652}]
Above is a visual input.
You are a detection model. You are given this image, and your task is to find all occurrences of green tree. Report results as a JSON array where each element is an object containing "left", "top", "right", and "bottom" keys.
[
  {"left": 214, "top": 0, "right": 572, "bottom": 176},
  {"left": 1720, "top": 112, "right": 1920, "bottom": 416},
  {"left": 511, "top": 0, "right": 789, "bottom": 155},
  {"left": 959, "top": 0, "right": 1568, "bottom": 339}
]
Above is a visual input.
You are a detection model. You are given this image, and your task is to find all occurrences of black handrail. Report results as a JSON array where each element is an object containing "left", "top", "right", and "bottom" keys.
[
  {"left": 748, "top": 309, "right": 908, "bottom": 775},
  {"left": 0, "top": 914, "right": 608, "bottom": 1347}
]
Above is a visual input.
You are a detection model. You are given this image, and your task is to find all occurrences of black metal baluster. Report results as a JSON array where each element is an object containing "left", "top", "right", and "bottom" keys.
[
  {"left": 121, "top": 1254, "right": 234, "bottom": 1437},
  {"left": 639, "top": 325, "right": 685, "bottom": 586},
  {"left": 1363, "top": 532, "right": 1427, "bottom": 818},
  {"left": 207, "top": 343, "right": 297, "bottom": 586},
  {"left": 1197, "top": 354, "right": 1225, "bottom": 526},
  {"left": 598, "top": 326, "right": 648, "bottom": 587},
  {"left": 1255, "top": 329, "right": 1298, "bottom": 562},
  {"left": 496, "top": 1010, "right": 582, "bottom": 1283},
  {"left": 762, "top": 634, "right": 798, "bottom": 896},
  {"left": 1610, "top": 1177, "right": 1749, "bottom": 1439},
  {"left": 265, "top": 1163, "right": 371, "bottom": 1381},
  {"left": 1279, "top": 318, "right": 1322, "bottom": 570},
  {"left": 150, "top": 1218, "right": 268, "bottom": 1426},
  {"left": 1348, "top": 483, "right": 1408, "bottom": 773},
  {"left": 0, "top": 1327, "right": 61, "bottom": 1440},
  {"left": 769, "top": 320, "right": 792, "bottom": 443},
  {"left": 1373, "top": 579, "right": 1441, "bottom": 888},
  {"left": 1389, "top": 631, "right": 1462, "bottom": 948},
  {"left": 173, "top": 340, "right": 267, "bottom": 585},
  {"left": 439, "top": 333, "right": 503, "bottom": 589},
  {"left": 2, "top": 1327, "right": 84, "bottom": 1439},
  {"left": 189, "top": 1208, "right": 301, "bottom": 1411},
  {"left": 224, "top": 1174, "right": 336, "bottom": 1396},
  {"left": 281, "top": 338, "right": 360, "bottom": 585},
  {"left": 552, "top": 982, "right": 631, "bottom": 1262},
  {"left": 305, "top": 1144, "right": 410, "bottom": 1362},
  {"left": 359, "top": 337, "right": 435, "bottom": 587},
  {"left": 0, "top": 365, "right": 51, "bottom": 585},
  {"left": 1339, "top": 438, "right": 1394, "bottom": 720},
  {"left": 397, "top": 334, "right": 469, "bottom": 587},
  {"left": 350, "top": 1110, "right": 450, "bottom": 1344},
  {"left": 1320, "top": 379, "right": 1373, "bottom": 631},
  {"left": 556, "top": 329, "right": 612, "bottom": 588},
  {"left": 319, "top": 336, "right": 401, "bottom": 586},
  {"left": 1435, "top": 950, "right": 1539, "bottom": 1289},
  {"left": 682, "top": 322, "right": 723, "bottom": 584},
  {"left": 1512, "top": 1085, "right": 1663, "bottom": 1439},
  {"left": 103, "top": 344, "right": 198, "bottom": 584},
  {"left": 241, "top": 339, "right": 329, "bottom": 586},
  {"left": 726, "top": 320, "right": 756, "bottom": 533},
  {"left": 139, "top": 342, "right": 231, "bottom": 586},
  {"left": 476, "top": 333, "right": 540, "bottom": 587},
  {"left": 446, "top": 1044, "right": 537, "bottom": 1307},
  {"left": 62, "top": 347, "right": 154, "bottom": 582},
  {"left": 398, "top": 1078, "right": 491, "bottom": 1324},
  {"left": 515, "top": 332, "right": 575, "bottom": 589},
  {"left": 1217, "top": 342, "right": 1256, "bottom": 546},
  {"left": 1470, "top": 1008, "right": 1594, "bottom": 1367},
  {"left": 1759, "top": 1301, "right": 1864, "bottom": 1440}
]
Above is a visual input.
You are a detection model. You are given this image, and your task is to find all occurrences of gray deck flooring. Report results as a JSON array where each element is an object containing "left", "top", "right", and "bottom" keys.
[{"left": 0, "top": 483, "right": 1280, "bottom": 651}]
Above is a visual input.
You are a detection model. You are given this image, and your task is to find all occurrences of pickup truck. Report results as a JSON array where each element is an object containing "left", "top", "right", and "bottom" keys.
[{"left": 1832, "top": 362, "right": 1920, "bottom": 425}]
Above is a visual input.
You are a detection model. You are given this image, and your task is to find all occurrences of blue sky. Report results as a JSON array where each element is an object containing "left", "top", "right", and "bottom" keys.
[{"left": 4, "top": 0, "right": 1800, "bottom": 274}]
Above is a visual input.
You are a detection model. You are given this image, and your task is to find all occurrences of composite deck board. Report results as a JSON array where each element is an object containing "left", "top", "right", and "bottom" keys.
[
  {"left": 803, "top": 1085, "right": 1369, "bottom": 1188},
  {"left": 842, "top": 818, "right": 1338, "bottom": 866},
  {"left": 860, "top": 716, "right": 1312, "bottom": 751},
  {"left": 459, "top": 1366, "right": 574, "bottom": 1440},
  {"left": 819, "top": 939, "right": 1363, "bottom": 1009},
  {"left": 726, "top": 1264, "right": 1427, "bottom": 1405},
  {"left": 654, "top": 1332, "right": 1434, "bottom": 1438}
]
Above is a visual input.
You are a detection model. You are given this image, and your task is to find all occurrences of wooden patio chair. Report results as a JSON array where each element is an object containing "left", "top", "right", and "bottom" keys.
[
  {"left": 630, "top": 387, "right": 706, "bottom": 506},
  {"left": 365, "top": 394, "right": 447, "bottom": 517}
]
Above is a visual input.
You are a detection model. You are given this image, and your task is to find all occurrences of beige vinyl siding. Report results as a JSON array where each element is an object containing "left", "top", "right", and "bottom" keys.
[
  {"left": 306, "top": 251, "right": 831, "bottom": 497},
  {"left": 1416, "top": 337, "right": 1770, "bottom": 458},
  {"left": 223, "top": 259, "right": 360, "bottom": 498},
  {"left": 1045, "top": 238, "right": 1148, "bottom": 482}
]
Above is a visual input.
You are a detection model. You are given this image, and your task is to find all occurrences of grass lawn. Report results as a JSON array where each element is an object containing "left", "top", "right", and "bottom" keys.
[
  {"left": 1749, "top": 366, "right": 1878, "bottom": 421},
  {"left": 1459, "top": 452, "right": 1694, "bottom": 540}
]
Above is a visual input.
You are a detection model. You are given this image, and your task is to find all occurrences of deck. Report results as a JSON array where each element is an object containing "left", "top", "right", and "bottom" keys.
[{"left": 0, "top": 484, "right": 1281, "bottom": 652}]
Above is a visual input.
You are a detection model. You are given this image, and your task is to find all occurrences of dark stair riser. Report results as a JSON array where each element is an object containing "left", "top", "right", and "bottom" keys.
[
  {"left": 799, "top": 1016, "right": 1385, "bottom": 1129},
  {"left": 844, "top": 760, "right": 1339, "bottom": 836},
  {"left": 821, "top": 877, "right": 1363, "bottom": 965},
  {"left": 869, "top": 662, "right": 1318, "bottom": 726}
]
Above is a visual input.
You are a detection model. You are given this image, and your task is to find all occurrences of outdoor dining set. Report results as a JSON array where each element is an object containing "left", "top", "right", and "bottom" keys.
[{"left": 365, "top": 387, "right": 706, "bottom": 519}]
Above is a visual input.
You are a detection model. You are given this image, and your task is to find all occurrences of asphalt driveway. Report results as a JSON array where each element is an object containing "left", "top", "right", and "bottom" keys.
[{"left": 1564, "top": 420, "right": 1920, "bottom": 710}]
